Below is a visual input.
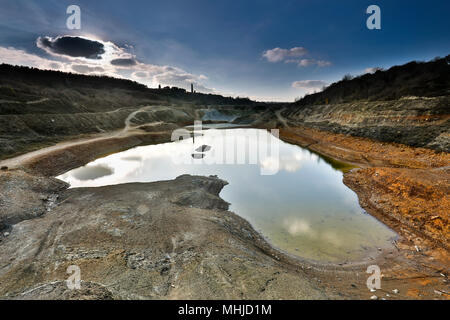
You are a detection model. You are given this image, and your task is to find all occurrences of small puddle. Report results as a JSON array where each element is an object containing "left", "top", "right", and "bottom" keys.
[{"left": 57, "top": 128, "right": 396, "bottom": 263}]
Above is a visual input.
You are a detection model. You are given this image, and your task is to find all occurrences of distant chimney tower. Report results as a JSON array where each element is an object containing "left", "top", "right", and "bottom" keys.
[
  {"left": 158, "top": 84, "right": 161, "bottom": 89},
  {"left": 191, "top": 83, "right": 194, "bottom": 93}
]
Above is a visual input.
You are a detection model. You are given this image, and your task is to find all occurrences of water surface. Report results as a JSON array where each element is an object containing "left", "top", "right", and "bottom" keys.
[{"left": 58, "top": 129, "right": 396, "bottom": 263}]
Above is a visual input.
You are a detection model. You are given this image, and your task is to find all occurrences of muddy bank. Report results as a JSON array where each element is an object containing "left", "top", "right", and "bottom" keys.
[
  {"left": 0, "top": 173, "right": 342, "bottom": 300},
  {"left": 278, "top": 126, "right": 449, "bottom": 299},
  {"left": 0, "top": 124, "right": 448, "bottom": 299},
  {"left": 278, "top": 126, "right": 449, "bottom": 169},
  {"left": 278, "top": 126, "right": 449, "bottom": 247},
  {"left": 0, "top": 170, "right": 68, "bottom": 231},
  {"left": 344, "top": 167, "right": 449, "bottom": 250},
  {"left": 281, "top": 96, "right": 450, "bottom": 152},
  {"left": 0, "top": 169, "right": 446, "bottom": 300}
]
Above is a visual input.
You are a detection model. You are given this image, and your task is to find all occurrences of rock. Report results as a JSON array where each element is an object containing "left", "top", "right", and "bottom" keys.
[
  {"left": 434, "top": 290, "right": 443, "bottom": 296},
  {"left": 282, "top": 96, "right": 450, "bottom": 153},
  {"left": 0, "top": 171, "right": 68, "bottom": 229},
  {"left": 392, "top": 289, "right": 399, "bottom": 294},
  {"left": 195, "top": 145, "right": 211, "bottom": 152},
  {"left": 191, "top": 153, "right": 205, "bottom": 159},
  {"left": 370, "top": 295, "right": 378, "bottom": 300},
  {"left": 0, "top": 174, "right": 333, "bottom": 300},
  {"left": 11, "top": 281, "right": 116, "bottom": 300}
]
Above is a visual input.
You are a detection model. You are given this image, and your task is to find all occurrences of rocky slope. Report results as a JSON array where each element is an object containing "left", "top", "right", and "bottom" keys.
[
  {"left": 281, "top": 97, "right": 449, "bottom": 152},
  {"left": 0, "top": 173, "right": 338, "bottom": 300},
  {"left": 276, "top": 126, "right": 449, "bottom": 299},
  {"left": 280, "top": 56, "right": 450, "bottom": 152},
  {"left": 0, "top": 64, "right": 265, "bottom": 160}
]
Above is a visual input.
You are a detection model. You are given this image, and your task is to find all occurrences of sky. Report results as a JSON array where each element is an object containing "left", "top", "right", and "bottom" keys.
[{"left": 0, "top": 0, "right": 449, "bottom": 102}]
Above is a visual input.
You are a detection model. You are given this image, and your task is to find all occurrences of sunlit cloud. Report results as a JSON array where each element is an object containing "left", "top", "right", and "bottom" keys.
[
  {"left": 0, "top": 34, "right": 214, "bottom": 93},
  {"left": 282, "top": 218, "right": 342, "bottom": 247},
  {"left": 283, "top": 218, "right": 317, "bottom": 237},
  {"left": 292, "top": 80, "right": 328, "bottom": 92},
  {"left": 262, "top": 47, "right": 307, "bottom": 62},
  {"left": 296, "top": 59, "right": 331, "bottom": 67},
  {"left": 0, "top": 46, "right": 71, "bottom": 71},
  {"left": 364, "top": 67, "right": 383, "bottom": 74},
  {"left": 263, "top": 46, "right": 331, "bottom": 68}
]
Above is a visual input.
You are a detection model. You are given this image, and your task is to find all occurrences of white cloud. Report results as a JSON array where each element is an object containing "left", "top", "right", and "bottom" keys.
[
  {"left": 0, "top": 46, "right": 121, "bottom": 78},
  {"left": 262, "top": 46, "right": 331, "bottom": 67},
  {"left": 316, "top": 60, "right": 332, "bottom": 67},
  {"left": 283, "top": 218, "right": 316, "bottom": 237},
  {"left": 132, "top": 64, "right": 213, "bottom": 92},
  {"left": 297, "top": 59, "right": 313, "bottom": 67},
  {"left": 262, "top": 47, "right": 307, "bottom": 62},
  {"left": 297, "top": 59, "right": 331, "bottom": 67},
  {"left": 0, "top": 46, "right": 69, "bottom": 71},
  {"left": 1, "top": 34, "right": 214, "bottom": 93},
  {"left": 292, "top": 80, "right": 328, "bottom": 89},
  {"left": 364, "top": 67, "right": 383, "bottom": 74}
]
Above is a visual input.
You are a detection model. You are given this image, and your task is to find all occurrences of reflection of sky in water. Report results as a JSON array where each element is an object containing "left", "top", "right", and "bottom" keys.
[{"left": 58, "top": 129, "right": 396, "bottom": 262}]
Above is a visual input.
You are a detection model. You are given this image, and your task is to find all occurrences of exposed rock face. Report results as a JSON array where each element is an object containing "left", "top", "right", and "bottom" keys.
[
  {"left": 0, "top": 64, "right": 264, "bottom": 160},
  {"left": 344, "top": 167, "right": 450, "bottom": 249},
  {"left": 278, "top": 126, "right": 450, "bottom": 250},
  {"left": 0, "top": 105, "right": 197, "bottom": 160},
  {"left": 281, "top": 96, "right": 450, "bottom": 152},
  {"left": 0, "top": 173, "right": 330, "bottom": 300},
  {"left": 277, "top": 126, "right": 450, "bottom": 298},
  {"left": 278, "top": 126, "right": 450, "bottom": 169},
  {"left": 0, "top": 170, "right": 68, "bottom": 230},
  {"left": 10, "top": 281, "right": 116, "bottom": 300},
  {"left": 279, "top": 56, "right": 450, "bottom": 152}
]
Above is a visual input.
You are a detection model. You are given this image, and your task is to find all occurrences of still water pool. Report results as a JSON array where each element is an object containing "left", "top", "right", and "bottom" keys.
[{"left": 58, "top": 128, "right": 396, "bottom": 263}]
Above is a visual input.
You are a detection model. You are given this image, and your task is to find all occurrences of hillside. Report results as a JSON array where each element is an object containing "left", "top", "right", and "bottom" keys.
[
  {"left": 0, "top": 64, "right": 263, "bottom": 159},
  {"left": 282, "top": 56, "right": 450, "bottom": 152},
  {"left": 1, "top": 55, "right": 449, "bottom": 159},
  {"left": 0, "top": 64, "right": 254, "bottom": 115},
  {"left": 294, "top": 55, "right": 450, "bottom": 106}
]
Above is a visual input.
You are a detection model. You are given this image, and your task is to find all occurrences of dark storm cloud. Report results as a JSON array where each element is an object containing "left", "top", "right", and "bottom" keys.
[
  {"left": 110, "top": 58, "right": 137, "bottom": 66},
  {"left": 37, "top": 36, "right": 105, "bottom": 59}
]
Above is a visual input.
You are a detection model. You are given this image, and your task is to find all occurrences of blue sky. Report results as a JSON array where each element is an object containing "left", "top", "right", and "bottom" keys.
[{"left": 0, "top": 0, "right": 449, "bottom": 101}]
